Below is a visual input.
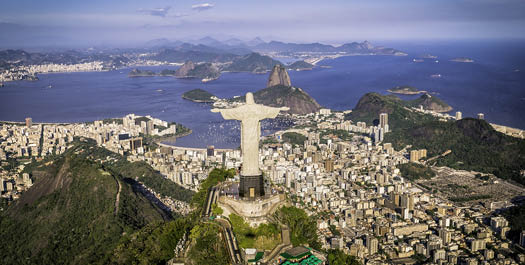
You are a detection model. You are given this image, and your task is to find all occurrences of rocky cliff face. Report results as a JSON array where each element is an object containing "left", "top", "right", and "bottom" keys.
[
  {"left": 174, "top": 61, "right": 195, "bottom": 78},
  {"left": 174, "top": 61, "right": 220, "bottom": 80},
  {"left": 267, "top": 64, "right": 291, "bottom": 87},
  {"left": 233, "top": 65, "right": 321, "bottom": 114}
]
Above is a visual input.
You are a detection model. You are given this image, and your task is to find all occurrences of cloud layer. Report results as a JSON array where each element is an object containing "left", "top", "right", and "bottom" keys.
[
  {"left": 138, "top": 6, "right": 171, "bottom": 17},
  {"left": 191, "top": 3, "right": 214, "bottom": 12}
]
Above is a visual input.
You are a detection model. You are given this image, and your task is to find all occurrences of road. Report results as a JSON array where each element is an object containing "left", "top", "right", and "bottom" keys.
[
  {"left": 203, "top": 186, "right": 219, "bottom": 217},
  {"left": 216, "top": 218, "right": 242, "bottom": 264}
]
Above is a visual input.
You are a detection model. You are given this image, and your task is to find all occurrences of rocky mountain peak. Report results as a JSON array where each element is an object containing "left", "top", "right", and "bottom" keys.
[
  {"left": 267, "top": 64, "right": 291, "bottom": 87},
  {"left": 174, "top": 61, "right": 195, "bottom": 77}
]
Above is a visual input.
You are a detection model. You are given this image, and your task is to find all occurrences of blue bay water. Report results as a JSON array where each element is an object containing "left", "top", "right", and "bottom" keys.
[{"left": 1, "top": 40, "right": 524, "bottom": 148}]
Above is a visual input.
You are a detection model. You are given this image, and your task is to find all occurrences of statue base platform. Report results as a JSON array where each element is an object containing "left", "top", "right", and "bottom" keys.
[
  {"left": 239, "top": 175, "right": 264, "bottom": 199},
  {"left": 218, "top": 192, "right": 286, "bottom": 227}
]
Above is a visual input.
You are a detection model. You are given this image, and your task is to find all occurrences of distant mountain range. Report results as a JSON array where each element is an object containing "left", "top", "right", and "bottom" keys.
[
  {"left": 0, "top": 37, "right": 405, "bottom": 72},
  {"left": 251, "top": 40, "right": 405, "bottom": 55},
  {"left": 0, "top": 49, "right": 129, "bottom": 69},
  {"left": 147, "top": 37, "right": 406, "bottom": 56}
]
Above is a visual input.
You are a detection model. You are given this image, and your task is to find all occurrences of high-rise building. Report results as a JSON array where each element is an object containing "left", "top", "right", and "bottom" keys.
[
  {"left": 455, "top": 111, "right": 462, "bottom": 120},
  {"left": 207, "top": 145, "right": 215, "bottom": 157},
  {"left": 439, "top": 228, "right": 451, "bottom": 245},
  {"left": 140, "top": 121, "right": 147, "bottom": 134},
  {"left": 484, "top": 249, "right": 494, "bottom": 260},
  {"left": 146, "top": 120, "right": 154, "bottom": 135},
  {"left": 319, "top": 108, "right": 331, "bottom": 115},
  {"left": 433, "top": 249, "right": 446, "bottom": 262},
  {"left": 419, "top": 149, "right": 427, "bottom": 159},
  {"left": 25, "top": 117, "right": 32, "bottom": 127},
  {"left": 520, "top": 231, "right": 525, "bottom": 247},
  {"left": 379, "top": 113, "right": 389, "bottom": 132},
  {"left": 325, "top": 159, "right": 334, "bottom": 172},
  {"left": 410, "top": 149, "right": 427, "bottom": 162},
  {"left": 469, "top": 239, "right": 486, "bottom": 252},
  {"left": 477, "top": 113, "right": 485, "bottom": 120},
  {"left": 410, "top": 150, "right": 420, "bottom": 162},
  {"left": 366, "top": 235, "right": 378, "bottom": 255}
]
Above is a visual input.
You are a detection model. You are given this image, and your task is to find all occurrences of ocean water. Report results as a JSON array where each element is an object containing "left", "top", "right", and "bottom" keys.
[{"left": 1, "top": 40, "right": 524, "bottom": 148}]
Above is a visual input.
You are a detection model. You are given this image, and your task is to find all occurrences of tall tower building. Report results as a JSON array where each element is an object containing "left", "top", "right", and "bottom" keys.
[
  {"left": 25, "top": 117, "right": 32, "bottom": 127},
  {"left": 520, "top": 231, "right": 525, "bottom": 247},
  {"left": 379, "top": 113, "right": 388, "bottom": 132},
  {"left": 366, "top": 234, "right": 378, "bottom": 255},
  {"left": 207, "top": 145, "right": 215, "bottom": 157},
  {"left": 455, "top": 111, "right": 462, "bottom": 120},
  {"left": 439, "top": 228, "right": 452, "bottom": 245},
  {"left": 477, "top": 113, "right": 485, "bottom": 120}
]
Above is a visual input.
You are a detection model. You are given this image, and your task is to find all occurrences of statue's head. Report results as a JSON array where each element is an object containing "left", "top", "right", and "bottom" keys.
[{"left": 246, "top": 92, "right": 255, "bottom": 104}]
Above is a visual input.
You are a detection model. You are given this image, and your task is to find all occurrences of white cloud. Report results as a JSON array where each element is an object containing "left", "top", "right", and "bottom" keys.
[
  {"left": 191, "top": 3, "right": 214, "bottom": 12},
  {"left": 138, "top": 6, "right": 171, "bottom": 17}
]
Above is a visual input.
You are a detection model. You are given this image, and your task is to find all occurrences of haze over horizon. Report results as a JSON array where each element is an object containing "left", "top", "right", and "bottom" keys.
[{"left": 1, "top": 0, "right": 525, "bottom": 48}]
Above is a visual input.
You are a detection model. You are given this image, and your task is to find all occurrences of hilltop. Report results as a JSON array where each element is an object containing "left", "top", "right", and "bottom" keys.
[
  {"left": 230, "top": 64, "right": 321, "bottom": 115},
  {"left": 174, "top": 61, "right": 220, "bottom": 80},
  {"left": 253, "top": 85, "right": 321, "bottom": 115},
  {"left": 229, "top": 65, "right": 321, "bottom": 114},
  {"left": 346, "top": 92, "right": 525, "bottom": 185},
  {"left": 287, "top": 60, "right": 314, "bottom": 71},
  {"left": 267, "top": 64, "right": 291, "bottom": 87},
  {"left": 386, "top": 118, "right": 525, "bottom": 184},
  {"left": 0, "top": 140, "right": 194, "bottom": 264},
  {"left": 223, "top": 52, "right": 281, "bottom": 73},
  {"left": 407, "top": 93, "right": 453, "bottom": 113},
  {"left": 345, "top": 92, "right": 437, "bottom": 129}
]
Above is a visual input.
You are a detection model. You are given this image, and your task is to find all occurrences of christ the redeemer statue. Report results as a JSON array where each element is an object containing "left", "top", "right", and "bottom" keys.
[{"left": 212, "top": 92, "right": 288, "bottom": 198}]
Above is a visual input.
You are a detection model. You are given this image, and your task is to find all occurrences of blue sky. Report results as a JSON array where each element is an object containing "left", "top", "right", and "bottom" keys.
[{"left": 1, "top": 0, "right": 524, "bottom": 47}]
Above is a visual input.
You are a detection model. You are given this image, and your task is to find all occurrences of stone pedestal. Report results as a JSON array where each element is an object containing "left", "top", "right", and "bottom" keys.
[
  {"left": 239, "top": 175, "right": 264, "bottom": 199},
  {"left": 218, "top": 193, "right": 286, "bottom": 227}
]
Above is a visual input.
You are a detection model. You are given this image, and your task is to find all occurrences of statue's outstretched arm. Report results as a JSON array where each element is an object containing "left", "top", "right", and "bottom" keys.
[{"left": 211, "top": 108, "right": 242, "bottom": 120}]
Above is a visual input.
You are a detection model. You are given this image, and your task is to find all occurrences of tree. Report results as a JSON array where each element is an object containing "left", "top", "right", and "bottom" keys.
[
  {"left": 188, "top": 223, "right": 230, "bottom": 265},
  {"left": 273, "top": 206, "right": 321, "bottom": 249},
  {"left": 326, "top": 249, "right": 360, "bottom": 265},
  {"left": 211, "top": 203, "right": 223, "bottom": 216}
]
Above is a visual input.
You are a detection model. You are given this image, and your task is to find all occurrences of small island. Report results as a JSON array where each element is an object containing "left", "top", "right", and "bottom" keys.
[
  {"left": 182, "top": 89, "right": 217, "bottom": 103},
  {"left": 451, "top": 57, "right": 474, "bottom": 63},
  {"left": 128, "top": 68, "right": 156, "bottom": 77},
  {"left": 128, "top": 62, "right": 220, "bottom": 82},
  {"left": 419, "top": 54, "right": 437, "bottom": 59},
  {"left": 287, "top": 60, "right": 314, "bottom": 71},
  {"left": 387, "top": 86, "right": 425, "bottom": 95}
]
